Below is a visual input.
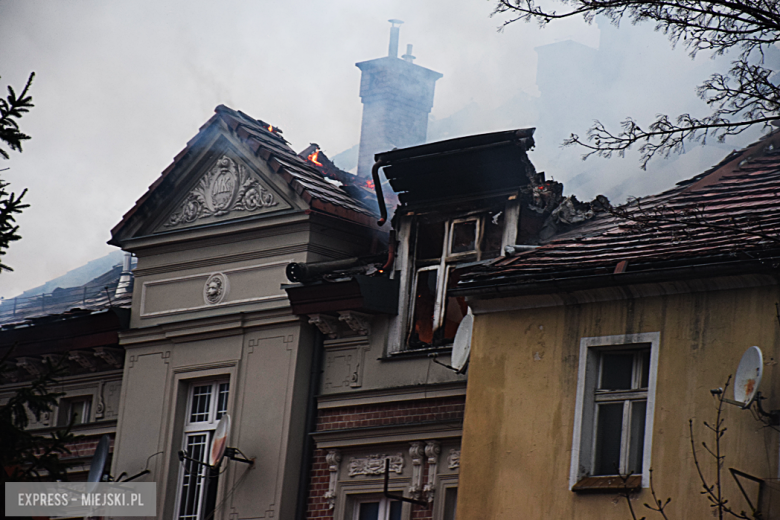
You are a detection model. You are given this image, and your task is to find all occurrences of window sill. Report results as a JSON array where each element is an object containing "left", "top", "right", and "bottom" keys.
[{"left": 572, "top": 475, "right": 641, "bottom": 493}]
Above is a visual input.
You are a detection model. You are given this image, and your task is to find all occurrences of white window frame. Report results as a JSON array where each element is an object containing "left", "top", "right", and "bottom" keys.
[
  {"left": 56, "top": 395, "right": 93, "bottom": 426},
  {"left": 351, "top": 496, "right": 403, "bottom": 520},
  {"left": 406, "top": 217, "right": 483, "bottom": 347},
  {"left": 174, "top": 379, "right": 230, "bottom": 520},
  {"left": 569, "top": 332, "right": 660, "bottom": 489}
]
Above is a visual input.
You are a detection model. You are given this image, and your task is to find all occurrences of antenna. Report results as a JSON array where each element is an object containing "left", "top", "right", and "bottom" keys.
[{"left": 87, "top": 434, "right": 110, "bottom": 483}]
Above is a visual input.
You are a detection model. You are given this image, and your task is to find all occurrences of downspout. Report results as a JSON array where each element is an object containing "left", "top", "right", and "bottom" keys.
[
  {"left": 295, "top": 328, "right": 325, "bottom": 520},
  {"left": 381, "top": 230, "right": 396, "bottom": 271},
  {"left": 371, "top": 159, "right": 390, "bottom": 226}
]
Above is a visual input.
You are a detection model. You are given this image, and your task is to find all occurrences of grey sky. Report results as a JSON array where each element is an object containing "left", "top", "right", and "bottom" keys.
[{"left": 0, "top": 0, "right": 761, "bottom": 298}]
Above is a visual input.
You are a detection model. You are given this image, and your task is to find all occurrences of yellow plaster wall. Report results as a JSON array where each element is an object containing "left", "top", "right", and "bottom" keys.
[{"left": 458, "top": 282, "right": 780, "bottom": 520}]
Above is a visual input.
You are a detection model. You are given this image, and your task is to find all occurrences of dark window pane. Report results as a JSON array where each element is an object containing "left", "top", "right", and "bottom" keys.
[
  {"left": 600, "top": 353, "right": 634, "bottom": 390},
  {"left": 594, "top": 403, "right": 624, "bottom": 475},
  {"left": 190, "top": 385, "right": 212, "bottom": 422},
  {"left": 358, "top": 502, "right": 380, "bottom": 520},
  {"left": 388, "top": 500, "right": 402, "bottom": 520},
  {"left": 481, "top": 211, "right": 504, "bottom": 259},
  {"left": 179, "top": 434, "right": 208, "bottom": 520},
  {"left": 216, "top": 383, "right": 229, "bottom": 419},
  {"left": 410, "top": 269, "right": 437, "bottom": 347},
  {"left": 441, "top": 268, "right": 467, "bottom": 342},
  {"left": 72, "top": 399, "right": 89, "bottom": 425},
  {"left": 416, "top": 221, "right": 444, "bottom": 260},
  {"left": 640, "top": 350, "right": 651, "bottom": 388},
  {"left": 628, "top": 401, "right": 647, "bottom": 474},
  {"left": 443, "top": 488, "right": 458, "bottom": 520},
  {"left": 451, "top": 220, "right": 477, "bottom": 254},
  {"left": 58, "top": 398, "right": 91, "bottom": 426}
]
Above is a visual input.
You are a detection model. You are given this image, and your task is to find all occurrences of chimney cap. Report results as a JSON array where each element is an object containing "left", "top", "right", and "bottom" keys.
[{"left": 388, "top": 19, "right": 404, "bottom": 26}]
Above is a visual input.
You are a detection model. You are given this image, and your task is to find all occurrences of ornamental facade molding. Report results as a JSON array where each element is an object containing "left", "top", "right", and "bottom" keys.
[
  {"left": 165, "top": 155, "right": 278, "bottom": 228},
  {"left": 348, "top": 453, "right": 404, "bottom": 477}
]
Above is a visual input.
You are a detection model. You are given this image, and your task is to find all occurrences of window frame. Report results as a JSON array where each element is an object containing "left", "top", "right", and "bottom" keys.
[
  {"left": 174, "top": 379, "right": 230, "bottom": 520},
  {"left": 56, "top": 395, "right": 93, "bottom": 427},
  {"left": 351, "top": 496, "right": 403, "bottom": 520},
  {"left": 405, "top": 217, "right": 483, "bottom": 349},
  {"left": 569, "top": 333, "right": 660, "bottom": 490}
]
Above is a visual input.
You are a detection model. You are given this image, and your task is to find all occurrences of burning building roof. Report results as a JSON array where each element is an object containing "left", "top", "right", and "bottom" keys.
[
  {"left": 455, "top": 131, "right": 780, "bottom": 296},
  {"left": 110, "top": 105, "right": 383, "bottom": 245}
]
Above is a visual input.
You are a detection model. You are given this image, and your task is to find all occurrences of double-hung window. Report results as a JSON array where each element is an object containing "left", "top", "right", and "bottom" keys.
[
  {"left": 176, "top": 380, "right": 230, "bottom": 520},
  {"left": 570, "top": 333, "right": 659, "bottom": 490},
  {"left": 592, "top": 349, "right": 649, "bottom": 476},
  {"left": 353, "top": 497, "right": 402, "bottom": 520},
  {"left": 407, "top": 213, "right": 503, "bottom": 348},
  {"left": 57, "top": 396, "right": 92, "bottom": 426}
]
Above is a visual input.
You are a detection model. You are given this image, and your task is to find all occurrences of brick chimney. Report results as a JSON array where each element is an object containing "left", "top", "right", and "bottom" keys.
[{"left": 355, "top": 20, "right": 442, "bottom": 178}]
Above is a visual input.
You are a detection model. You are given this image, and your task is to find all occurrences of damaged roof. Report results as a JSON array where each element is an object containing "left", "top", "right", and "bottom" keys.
[
  {"left": 0, "top": 263, "right": 132, "bottom": 328},
  {"left": 456, "top": 132, "right": 780, "bottom": 296},
  {"left": 110, "top": 105, "right": 379, "bottom": 245},
  {"left": 378, "top": 128, "right": 537, "bottom": 209}
]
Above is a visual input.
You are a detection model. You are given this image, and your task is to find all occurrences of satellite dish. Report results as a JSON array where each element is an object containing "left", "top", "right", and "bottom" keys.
[
  {"left": 209, "top": 414, "right": 231, "bottom": 467},
  {"left": 451, "top": 308, "right": 473, "bottom": 373},
  {"left": 734, "top": 346, "right": 763, "bottom": 408},
  {"left": 88, "top": 434, "right": 111, "bottom": 483}
]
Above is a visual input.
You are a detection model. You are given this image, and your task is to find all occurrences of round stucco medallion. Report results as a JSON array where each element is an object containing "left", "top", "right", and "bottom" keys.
[{"left": 204, "top": 273, "right": 229, "bottom": 305}]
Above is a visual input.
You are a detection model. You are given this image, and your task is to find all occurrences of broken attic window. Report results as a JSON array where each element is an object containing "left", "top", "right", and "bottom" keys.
[
  {"left": 450, "top": 219, "right": 478, "bottom": 255},
  {"left": 410, "top": 267, "right": 438, "bottom": 346},
  {"left": 407, "top": 217, "right": 481, "bottom": 349},
  {"left": 480, "top": 210, "right": 504, "bottom": 259},
  {"left": 441, "top": 267, "right": 467, "bottom": 341},
  {"left": 416, "top": 220, "right": 444, "bottom": 260}
]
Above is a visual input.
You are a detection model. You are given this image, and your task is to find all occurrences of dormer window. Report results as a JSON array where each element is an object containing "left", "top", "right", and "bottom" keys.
[
  {"left": 407, "top": 210, "right": 504, "bottom": 349},
  {"left": 449, "top": 219, "right": 479, "bottom": 256}
]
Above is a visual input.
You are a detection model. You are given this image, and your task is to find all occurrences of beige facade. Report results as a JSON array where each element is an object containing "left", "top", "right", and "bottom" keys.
[
  {"left": 458, "top": 278, "right": 780, "bottom": 519},
  {"left": 454, "top": 134, "right": 780, "bottom": 519}
]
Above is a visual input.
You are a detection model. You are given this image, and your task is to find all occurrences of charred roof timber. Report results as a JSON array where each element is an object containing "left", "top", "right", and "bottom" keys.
[{"left": 371, "top": 128, "right": 537, "bottom": 225}]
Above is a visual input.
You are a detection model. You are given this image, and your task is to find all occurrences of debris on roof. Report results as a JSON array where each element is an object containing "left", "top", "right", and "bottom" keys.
[
  {"left": 457, "top": 131, "right": 780, "bottom": 294},
  {"left": 0, "top": 262, "right": 132, "bottom": 328}
]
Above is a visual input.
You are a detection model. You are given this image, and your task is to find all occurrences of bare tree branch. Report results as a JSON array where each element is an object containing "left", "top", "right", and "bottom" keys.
[{"left": 493, "top": 0, "right": 780, "bottom": 167}]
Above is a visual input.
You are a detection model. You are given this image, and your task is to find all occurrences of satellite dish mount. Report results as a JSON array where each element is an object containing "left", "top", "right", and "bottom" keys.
[
  {"left": 178, "top": 415, "right": 253, "bottom": 469},
  {"left": 429, "top": 308, "right": 473, "bottom": 374},
  {"left": 713, "top": 346, "right": 779, "bottom": 425}
]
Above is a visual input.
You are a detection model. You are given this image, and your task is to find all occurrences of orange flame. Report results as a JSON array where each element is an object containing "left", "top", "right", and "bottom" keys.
[
  {"left": 365, "top": 180, "right": 375, "bottom": 190},
  {"left": 268, "top": 125, "right": 274, "bottom": 132},
  {"left": 308, "top": 149, "right": 323, "bottom": 167}
]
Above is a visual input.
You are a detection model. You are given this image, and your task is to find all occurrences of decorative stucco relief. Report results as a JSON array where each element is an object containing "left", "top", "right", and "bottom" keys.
[
  {"left": 338, "top": 311, "right": 371, "bottom": 336},
  {"left": 348, "top": 453, "right": 404, "bottom": 477},
  {"left": 309, "top": 314, "right": 339, "bottom": 339},
  {"left": 94, "top": 347, "right": 124, "bottom": 368},
  {"left": 204, "top": 273, "right": 229, "bottom": 305},
  {"left": 323, "top": 449, "right": 341, "bottom": 509},
  {"left": 447, "top": 449, "right": 460, "bottom": 470},
  {"left": 165, "top": 155, "right": 278, "bottom": 228},
  {"left": 424, "top": 441, "right": 441, "bottom": 503},
  {"left": 408, "top": 442, "right": 424, "bottom": 499}
]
